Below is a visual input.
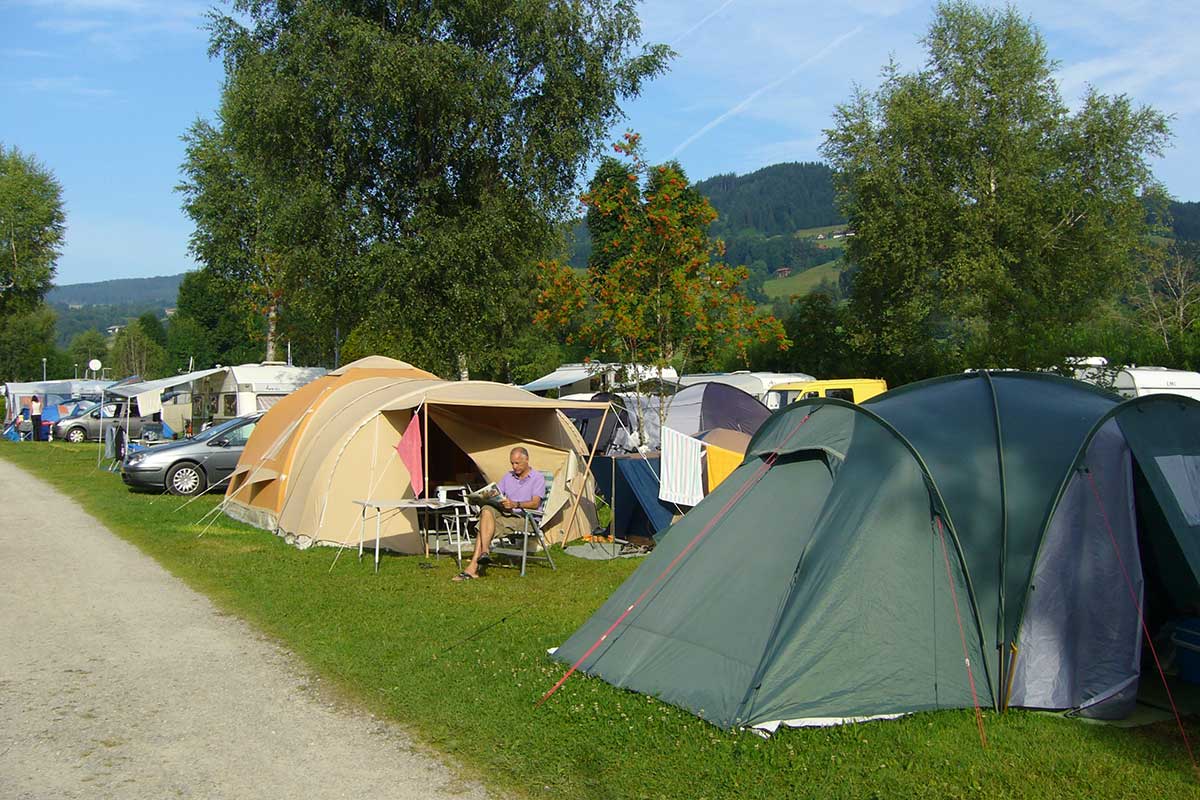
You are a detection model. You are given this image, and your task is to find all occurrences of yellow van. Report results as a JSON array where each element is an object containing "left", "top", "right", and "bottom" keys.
[{"left": 766, "top": 378, "right": 889, "bottom": 407}]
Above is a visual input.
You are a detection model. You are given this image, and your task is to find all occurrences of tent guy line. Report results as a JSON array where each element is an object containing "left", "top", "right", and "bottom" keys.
[
  {"left": 1084, "top": 469, "right": 1197, "bottom": 772},
  {"left": 538, "top": 410, "right": 817, "bottom": 707}
]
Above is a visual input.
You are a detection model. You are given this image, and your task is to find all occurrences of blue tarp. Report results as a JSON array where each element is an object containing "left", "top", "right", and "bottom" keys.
[{"left": 592, "top": 454, "right": 677, "bottom": 541}]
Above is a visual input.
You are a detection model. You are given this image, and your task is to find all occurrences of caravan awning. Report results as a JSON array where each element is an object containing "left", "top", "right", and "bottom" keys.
[
  {"left": 6, "top": 379, "right": 113, "bottom": 398},
  {"left": 106, "top": 368, "right": 227, "bottom": 399},
  {"left": 521, "top": 366, "right": 593, "bottom": 393}
]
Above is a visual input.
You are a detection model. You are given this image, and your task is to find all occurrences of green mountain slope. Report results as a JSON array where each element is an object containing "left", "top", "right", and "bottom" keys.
[
  {"left": 696, "top": 162, "right": 844, "bottom": 237},
  {"left": 47, "top": 273, "right": 186, "bottom": 307}
]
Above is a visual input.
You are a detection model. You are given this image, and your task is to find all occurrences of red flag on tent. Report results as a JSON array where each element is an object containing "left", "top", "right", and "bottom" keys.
[{"left": 395, "top": 413, "right": 424, "bottom": 496}]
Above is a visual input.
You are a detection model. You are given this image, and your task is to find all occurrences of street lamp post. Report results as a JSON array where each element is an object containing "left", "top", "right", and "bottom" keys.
[
  {"left": 75, "top": 363, "right": 79, "bottom": 379},
  {"left": 41, "top": 357, "right": 46, "bottom": 381}
]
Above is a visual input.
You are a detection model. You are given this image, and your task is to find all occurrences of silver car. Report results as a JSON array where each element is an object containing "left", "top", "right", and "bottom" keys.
[
  {"left": 56, "top": 401, "right": 156, "bottom": 443},
  {"left": 121, "top": 413, "right": 261, "bottom": 496}
]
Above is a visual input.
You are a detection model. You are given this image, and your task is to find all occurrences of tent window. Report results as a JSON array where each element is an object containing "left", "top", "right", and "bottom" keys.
[
  {"left": 826, "top": 388, "right": 854, "bottom": 401},
  {"left": 1154, "top": 454, "right": 1200, "bottom": 525}
]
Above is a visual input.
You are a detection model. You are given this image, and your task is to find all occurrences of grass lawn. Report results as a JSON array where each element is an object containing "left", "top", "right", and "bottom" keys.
[
  {"left": 764, "top": 259, "right": 844, "bottom": 300},
  {"left": 791, "top": 224, "right": 846, "bottom": 239},
  {"left": 4, "top": 441, "right": 1198, "bottom": 799}
]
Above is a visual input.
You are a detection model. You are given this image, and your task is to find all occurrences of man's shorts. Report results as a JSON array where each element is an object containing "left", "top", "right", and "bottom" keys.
[{"left": 479, "top": 504, "right": 527, "bottom": 535}]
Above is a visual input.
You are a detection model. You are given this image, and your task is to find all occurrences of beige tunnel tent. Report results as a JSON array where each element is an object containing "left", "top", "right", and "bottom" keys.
[{"left": 224, "top": 371, "right": 605, "bottom": 553}]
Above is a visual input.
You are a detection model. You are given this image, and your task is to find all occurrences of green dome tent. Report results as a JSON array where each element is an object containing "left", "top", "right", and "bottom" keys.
[{"left": 551, "top": 372, "right": 1200, "bottom": 730}]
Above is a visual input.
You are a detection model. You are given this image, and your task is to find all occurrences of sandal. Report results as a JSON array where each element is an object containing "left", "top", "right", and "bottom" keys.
[{"left": 451, "top": 571, "right": 477, "bottom": 582}]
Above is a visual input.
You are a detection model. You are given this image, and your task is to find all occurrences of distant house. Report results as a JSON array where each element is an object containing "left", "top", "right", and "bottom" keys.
[
  {"left": 774, "top": 267, "right": 792, "bottom": 278},
  {"left": 106, "top": 325, "right": 124, "bottom": 336},
  {"left": 815, "top": 233, "right": 826, "bottom": 240},
  {"left": 164, "top": 307, "right": 177, "bottom": 317}
]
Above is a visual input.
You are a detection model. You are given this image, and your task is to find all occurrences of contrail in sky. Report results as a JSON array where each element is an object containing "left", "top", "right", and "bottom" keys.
[
  {"left": 671, "top": 0, "right": 738, "bottom": 46},
  {"left": 670, "top": 25, "right": 864, "bottom": 159}
]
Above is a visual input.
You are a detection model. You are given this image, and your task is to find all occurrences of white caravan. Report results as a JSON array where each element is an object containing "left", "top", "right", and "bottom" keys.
[
  {"left": 1112, "top": 367, "right": 1200, "bottom": 401},
  {"left": 192, "top": 363, "right": 328, "bottom": 424},
  {"left": 677, "top": 371, "right": 816, "bottom": 410}
]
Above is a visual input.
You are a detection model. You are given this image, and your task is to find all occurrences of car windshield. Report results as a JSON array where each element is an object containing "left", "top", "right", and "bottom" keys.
[{"left": 193, "top": 417, "right": 251, "bottom": 442}]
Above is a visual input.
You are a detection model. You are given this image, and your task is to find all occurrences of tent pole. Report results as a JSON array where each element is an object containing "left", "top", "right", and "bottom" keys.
[
  {"left": 562, "top": 405, "right": 608, "bottom": 545},
  {"left": 96, "top": 387, "right": 106, "bottom": 467},
  {"left": 423, "top": 402, "right": 430, "bottom": 559},
  {"left": 611, "top": 454, "right": 617, "bottom": 546}
]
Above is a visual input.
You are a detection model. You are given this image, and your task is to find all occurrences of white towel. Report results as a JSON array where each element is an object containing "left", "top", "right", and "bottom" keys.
[
  {"left": 136, "top": 389, "right": 162, "bottom": 416},
  {"left": 659, "top": 426, "right": 704, "bottom": 507}
]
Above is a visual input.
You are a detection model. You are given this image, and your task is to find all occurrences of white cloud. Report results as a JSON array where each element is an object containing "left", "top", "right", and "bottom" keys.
[
  {"left": 670, "top": 25, "right": 864, "bottom": 158},
  {"left": 1, "top": 48, "right": 60, "bottom": 58},
  {"left": 22, "top": 0, "right": 208, "bottom": 60},
  {"left": 12, "top": 75, "right": 114, "bottom": 98},
  {"left": 749, "top": 135, "right": 827, "bottom": 167}
]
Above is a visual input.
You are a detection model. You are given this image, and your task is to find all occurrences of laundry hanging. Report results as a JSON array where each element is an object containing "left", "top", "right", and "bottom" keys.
[{"left": 659, "top": 426, "right": 704, "bottom": 506}]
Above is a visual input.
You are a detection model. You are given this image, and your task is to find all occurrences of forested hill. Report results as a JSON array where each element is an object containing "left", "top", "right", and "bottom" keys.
[
  {"left": 47, "top": 273, "right": 185, "bottom": 307},
  {"left": 46, "top": 273, "right": 187, "bottom": 347},
  {"left": 695, "top": 162, "right": 844, "bottom": 236},
  {"left": 1170, "top": 200, "right": 1200, "bottom": 241}
]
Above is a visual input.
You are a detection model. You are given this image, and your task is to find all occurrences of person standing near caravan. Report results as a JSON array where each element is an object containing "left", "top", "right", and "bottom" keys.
[
  {"left": 454, "top": 447, "right": 545, "bottom": 581},
  {"left": 29, "top": 395, "right": 42, "bottom": 442}
]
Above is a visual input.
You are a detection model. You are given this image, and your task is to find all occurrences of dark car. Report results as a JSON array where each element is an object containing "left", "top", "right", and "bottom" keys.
[{"left": 121, "top": 413, "right": 261, "bottom": 496}]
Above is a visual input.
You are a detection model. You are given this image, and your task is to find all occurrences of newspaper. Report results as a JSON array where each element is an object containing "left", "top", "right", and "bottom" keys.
[{"left": 466, "top": 482, "right": 508, "bottom": 511}]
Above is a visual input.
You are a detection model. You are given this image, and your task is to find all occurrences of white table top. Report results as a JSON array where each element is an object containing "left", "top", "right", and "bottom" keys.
[{"left": 352, "top": 498, "right": 461, "bottom": 511}]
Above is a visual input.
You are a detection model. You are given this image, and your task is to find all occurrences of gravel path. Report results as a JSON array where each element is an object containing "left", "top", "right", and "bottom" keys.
[{"left": 0, "top": 458, "right": 490, "bottom": 800}]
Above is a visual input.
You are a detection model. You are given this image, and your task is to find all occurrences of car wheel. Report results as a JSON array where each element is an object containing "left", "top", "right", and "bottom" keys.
[
  {"left": 66, "top": 427, "right": 87, "bottom": 443},
  {"left": 166, "top": 462, "right": 207, "bottom": 496}
]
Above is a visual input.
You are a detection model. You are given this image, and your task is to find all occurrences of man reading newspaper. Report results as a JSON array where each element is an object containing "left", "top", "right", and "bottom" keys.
[{"left": 453, "top": 446, "right": 544, "bottom": 581}]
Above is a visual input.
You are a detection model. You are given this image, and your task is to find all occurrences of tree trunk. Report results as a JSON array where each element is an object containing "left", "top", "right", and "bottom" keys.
[
  {"left": 265, "top": 299, "right": 278, "bottom": 362},
  {"left": 265, "top": 302, "right": 278, "bottom": 362}
]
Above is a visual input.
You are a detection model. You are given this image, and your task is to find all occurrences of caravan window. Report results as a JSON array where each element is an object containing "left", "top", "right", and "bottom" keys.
[
  {"left": 256, "top": 394, "right": 284, "bottom": 411},
  {"left": 222, "top": 393, "right": 238, "bottom": 417},
  {"left": 827, "top": 388, "right": 855, "bottom": 401}
]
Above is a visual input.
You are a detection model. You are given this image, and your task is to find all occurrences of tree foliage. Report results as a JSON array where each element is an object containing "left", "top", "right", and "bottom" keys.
[
  {"left": 822, "top": 1, "right": 1171, "bottom": 383},
  {"left": 165, "top": 315, "right": 215, "bottom": 373},
  {"left": 0, "top": 145, "right": 64, "bottom": 315},
  {"left": 746, "top": 292, "right": 854, "bottom": 377},
  {"left": 137, "top": 312, "right": 167, "bottom": 348},
  {"left": 182, "top": 0, "right": 671, "bottom": 377},
  {"left": 67, "top": 329, "right": 110, "bottom": 370},
  {"left": 538, "top": 134, "right": 786, "bottom": 432},
  {"left": 110, "top": 320, "right": 167, "bottom": 380},
  {"left": 1135, "top": 241, "right": 1200, "bottom": 368},
  {"left": 0, "top": 305, "right": 62, "bottom": 381}
]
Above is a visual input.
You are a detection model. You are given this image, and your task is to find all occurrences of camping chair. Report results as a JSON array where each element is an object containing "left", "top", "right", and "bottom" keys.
[
  {"left": 432, "top": 485, "right": 474, "bottom": 570},
  {"left": 488, "top": 471, "right": 556, "bottom": 577}
]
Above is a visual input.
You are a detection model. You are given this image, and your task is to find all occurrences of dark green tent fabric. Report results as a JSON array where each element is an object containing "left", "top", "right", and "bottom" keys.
[
  {"left": 553, "top": 373, "right": 1200, "bottom": 729},
  {"left": 861, "top": 373, "right": 1121, "bottom": 691}
]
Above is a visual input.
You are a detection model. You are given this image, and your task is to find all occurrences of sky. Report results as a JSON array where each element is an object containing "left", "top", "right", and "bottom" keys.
[{"left": 3, "top": 1, "right": 1198, "bottom": 287}]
